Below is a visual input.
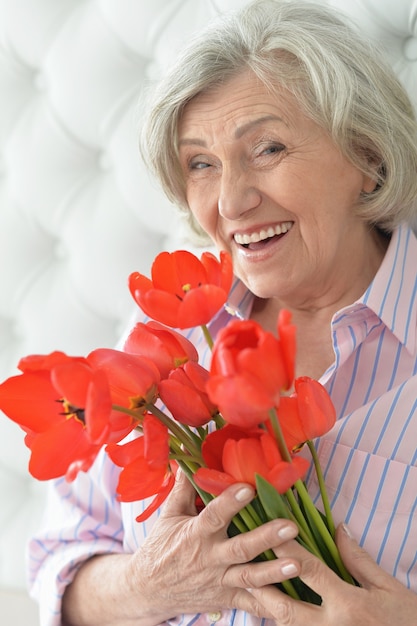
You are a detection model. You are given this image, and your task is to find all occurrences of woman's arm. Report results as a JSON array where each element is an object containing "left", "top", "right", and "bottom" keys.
[
  {"left": 62, "top": 553, "right": 159, "bottom": 626},
  {"left": 62, "top": 471, "right": 301, "bottom": 626}
]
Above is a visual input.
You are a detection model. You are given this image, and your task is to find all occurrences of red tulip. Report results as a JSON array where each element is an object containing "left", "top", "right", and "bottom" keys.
[
  {"left": 277, "top": 309, "right": 296, "bottom": 390},
  {"left": 128, "top": 250, "right": 233, "bottom": 329},
  {"left": 194, "top": 424, "right": 309, "bottom": 496},
  {"left": 0, "top": 351, "right": 115, "bottom": 481},
  {"left": 158, "top": 361, "right": 217, "bottom": 427},
  {"left": 87, "top": 349, "right": 160, "bottom": 426},
  {"left": 123, "top": 321, "right": 198, "bottom": 378},
  {"left": 207, "top": 319, "right": 295, "bottom": 428},
  {"left": 106, "top": 414, "right": 176, "bottom": 521},
  {"left": 274, "top": 376, "right": 336, "bottom": 452}
]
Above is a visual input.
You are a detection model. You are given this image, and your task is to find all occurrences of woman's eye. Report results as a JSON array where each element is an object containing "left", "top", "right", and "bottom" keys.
[
  {"left": 186, "top": 155, "right": 213, "bottom": 171},
  {"left": 260, "top": 143, "right": 285, "bottom": 156},
  {"left": 191, "top": 161, "right": 211, "bottom": 170}
]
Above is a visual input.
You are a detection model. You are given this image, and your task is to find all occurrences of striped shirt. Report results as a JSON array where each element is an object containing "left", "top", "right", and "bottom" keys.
[{"left": 28, "top": 223, "right": 417, "bottom": 626}]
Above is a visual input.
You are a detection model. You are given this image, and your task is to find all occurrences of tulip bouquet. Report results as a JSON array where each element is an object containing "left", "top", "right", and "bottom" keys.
[{"left": 0, "top": 248, "right": 355, "bottom": 604}]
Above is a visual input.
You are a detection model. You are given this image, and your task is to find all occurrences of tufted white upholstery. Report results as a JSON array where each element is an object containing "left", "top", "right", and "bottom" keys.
[{"left": 0, "top": 0, "right": 416, "bottom": 623}]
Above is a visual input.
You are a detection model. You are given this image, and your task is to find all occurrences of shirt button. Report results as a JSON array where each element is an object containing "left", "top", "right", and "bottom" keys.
[{"left": 208, "top": 611, "right": 222, "bottom": 622}]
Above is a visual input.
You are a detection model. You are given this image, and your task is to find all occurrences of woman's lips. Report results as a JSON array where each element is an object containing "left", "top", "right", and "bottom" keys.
[{"left": 233, "top": 221, "right": 293, "bottom": 248}]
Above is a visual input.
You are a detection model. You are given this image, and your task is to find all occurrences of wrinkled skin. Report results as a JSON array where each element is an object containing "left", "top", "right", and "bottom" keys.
[{"left": 127, "top": 471, "right": 300, "bottom": 623}]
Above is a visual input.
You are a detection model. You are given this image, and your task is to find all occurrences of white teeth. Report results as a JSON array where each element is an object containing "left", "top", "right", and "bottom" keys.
[{"left": 234, "top": 222, "right": 292, "bottom": 245}]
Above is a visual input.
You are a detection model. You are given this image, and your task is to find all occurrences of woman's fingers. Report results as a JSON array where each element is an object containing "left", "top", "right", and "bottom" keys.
[
  {"left": 335, "top": 523, "right": 389, "bottom": 590},
  {"left": 221, "top": 518, "right": 299, "bottom": 566},
  {"left": 223, "top": 556, "right": 301, "bottom": 590},
  {"left": 197, "top": 483, "right": 256, "bottom": 533},
  {"left": 160, "top": 468, "right": 200, "bottom": 516}
]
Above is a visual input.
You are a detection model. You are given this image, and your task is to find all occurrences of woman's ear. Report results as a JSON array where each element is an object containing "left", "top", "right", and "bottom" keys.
[{"left": 362, "top": 174, "right": 378, "bottom": 193}]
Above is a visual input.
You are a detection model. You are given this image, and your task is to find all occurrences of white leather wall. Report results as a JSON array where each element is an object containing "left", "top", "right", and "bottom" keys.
[{"left": 0, "top": 1, "right": 416, "bottom": 624}]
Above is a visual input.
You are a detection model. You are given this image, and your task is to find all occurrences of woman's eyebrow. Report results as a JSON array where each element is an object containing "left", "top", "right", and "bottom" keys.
[
  {"left": 178, "top": 115, "right": 286, "bottom": 148},
  {"left": 234, "top": 114, "right": 286, "bottom": 138}
]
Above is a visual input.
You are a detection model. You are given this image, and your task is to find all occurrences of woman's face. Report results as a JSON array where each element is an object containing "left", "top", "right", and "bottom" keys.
[{"left": 178, "top": 71, "right": 377, "bottom": 309}]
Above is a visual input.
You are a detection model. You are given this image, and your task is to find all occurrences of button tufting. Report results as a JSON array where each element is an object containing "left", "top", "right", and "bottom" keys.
[
  {"left": 98, "top": 151, "right": 112, "bottom": 171},
  {"left": 33, "top": 71, "right": 47, "bottom": 91},
  {"left": 403, "top": 36, "right": 417, "bottom": 62},
  {"left": 54, "top": 242, "right": 67, "bottom": 260},
  {"left": 11, "top": 321, "right": 24, "bottom": 339}
]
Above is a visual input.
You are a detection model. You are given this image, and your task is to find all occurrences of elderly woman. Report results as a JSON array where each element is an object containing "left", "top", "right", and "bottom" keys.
[{"left": 29, "top": 1, "right": 417, "bottom": 625}]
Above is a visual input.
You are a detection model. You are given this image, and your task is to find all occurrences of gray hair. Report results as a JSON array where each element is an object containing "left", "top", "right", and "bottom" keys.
[{"left": 141, "top": 0, "right": 417, "bottom": 238}]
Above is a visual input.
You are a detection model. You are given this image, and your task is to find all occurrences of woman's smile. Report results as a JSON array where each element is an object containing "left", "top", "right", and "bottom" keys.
[{"left": 233, "top": 221, "right": 294, "bottom": 248}]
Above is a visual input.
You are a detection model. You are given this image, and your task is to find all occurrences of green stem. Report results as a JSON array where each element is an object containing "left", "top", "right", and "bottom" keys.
[
  {"left": 180, "top": 423, "right": 205, "bottom": 449},
  {"left": 307, "top": 440, "right": 335, "bottom": 538},
  {"left": 245, "top": 502, "right": 266, "bottom": 528},
  {"left": 213, "top": 412, "right": 226, "bottom": 429},
  {"left": 268, "top": 408, "right": 292, "bottom": 462},
  {"left": 267, "top": 409, "right": 325, "bottom": 555},
  {"left": 283, "top": 488, "right": 323, "bottom": 557},
  {"left": 267, "top": 408, "right": 350, "bottom": 580},
  {"left": 111, "top": 404, "right": 144, "bottom": 422},
  {"left": 201, "top": 324, "right": 213, "bottom": 350},
  {"left": 170, "top": 452, "right": 202, "bottom": 465},
  {"left": 146, "top": 403, "right": 202, "bottom": 460},
  {"left": 294, "top": 479, "right": 354, "bottom": 583},
  {"left": 234, "top": 504, "right": 301, "bottom": 601}
]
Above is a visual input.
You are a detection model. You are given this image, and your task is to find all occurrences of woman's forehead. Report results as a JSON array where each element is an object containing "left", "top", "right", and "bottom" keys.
[{"left": 178, "top": 72, "right": 299, "bottom": 139}]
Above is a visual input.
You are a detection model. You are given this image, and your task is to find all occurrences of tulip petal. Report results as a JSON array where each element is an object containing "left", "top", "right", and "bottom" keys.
[
  {"left": 277, "top": 309, "right": 296, "bottom": 389},
  {"left": 0, "top": 372, "right": 62, "bottom": 431},
  {"left": 115, "top": 456, "right": 168, "bottom": 501},
  {"left": 88, "top": 349, "right": 160, "bottom": 408},
  {"left": 143, "top": 414, "right": 169, "bottom": 468},
  {"left": 267, "top": 456, "right": 310, "bottom": 494},
  {"left": 194, "top": 467, "right": 236, "bottom": 495},
  {"left": 124, "top": 321, "right": 198, "bottom": 377},
  {"left": 28, "top": 419, "right": 98, "bottom": 480},
  {"left": 135, "top": 471, "right": 176, "bottom": 522},
  {"left": 51, "top": 361, "right": 92, "bottom": 408},
  {"left": 128, "top": 272, "right": 153, "bottom": 300},
  {"left": 178, "top": 286, "right": 229, "bottom": 328},
  {"left": 223, "top": 438, "right": 264, "bottom": 485},
  {"left": 159, "top": 379, "right": 212, "bottom": 427},
  {"left": 276, "top": 396, "right": 306, "bottom": 452},
  {"left": 295, "top": 377, "right": 336, "bottom": 438},
  {"left": 106, "top": 437, "right": 145, "bottom": 467},
  {"left": 85, "top": 370, "right": 113, "bottom": 445},
  {"left": 200, "top": 424, "right": 252, "bottom": 470},
  {"left": 201, "top": 250, "right": 233, "bottom": 291},
  {"left": 134, "top": 290, "right": 181, "bottom": 327}
]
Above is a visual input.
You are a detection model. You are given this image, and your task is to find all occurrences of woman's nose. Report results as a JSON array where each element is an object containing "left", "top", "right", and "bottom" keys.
[{"left": 217, "top": 164, "right": 262, "bottom": 220}]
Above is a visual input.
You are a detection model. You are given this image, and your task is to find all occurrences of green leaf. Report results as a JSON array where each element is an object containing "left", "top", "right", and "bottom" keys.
[
  {"left": 255, "top": 474, "right": 292, "bottom": 521},
  {"left": 250, "top": 496, "right": 269, "bottom": 524},
  {"left": 297, "top": 494, "right": 339, "bottom": 572}
]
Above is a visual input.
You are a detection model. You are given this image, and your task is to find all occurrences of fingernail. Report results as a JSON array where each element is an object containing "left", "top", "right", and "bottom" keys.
[
  {"left": 341, "top": 523, "right": 354, "bottom": 539},
  {"left": 281, "top": 562, "right": 298, "bottom": 577},
  {"left": 278, "top": 525, "right": 298, "bottom": 540},
  {"left": 235, "top": 486, "right": 253, "bottom": 502}
]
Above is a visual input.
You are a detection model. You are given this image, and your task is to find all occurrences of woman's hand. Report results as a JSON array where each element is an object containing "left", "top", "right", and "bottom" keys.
[
  {"left": 248, "top": 523, "right": 417, "bottom": 625},
  {"left": 62, "top": 474, "right": 301, "bottom": 626},
  {"left": 127, "top": 471, "right": 301, "bottom": 624}
]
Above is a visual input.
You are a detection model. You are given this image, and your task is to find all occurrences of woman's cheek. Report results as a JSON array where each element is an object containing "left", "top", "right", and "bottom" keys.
[{"left": 187, "top": 188, "right": 219, "bottom": 234}]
